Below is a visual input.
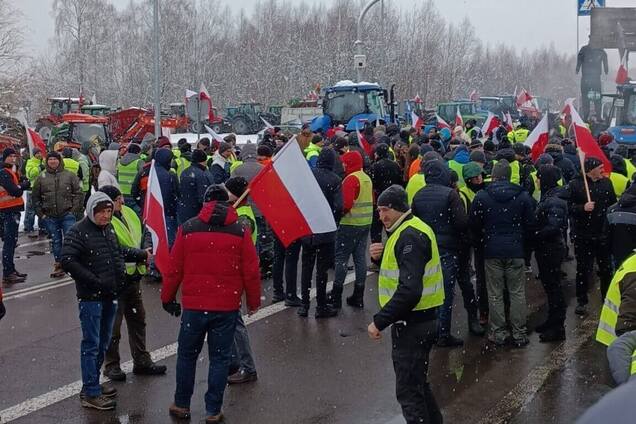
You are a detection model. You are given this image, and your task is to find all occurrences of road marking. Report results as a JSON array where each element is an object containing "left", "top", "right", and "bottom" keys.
[
  {"left": 477, "top": 317, "right": 598, "bottom": 424},
  {"left": 3, "top": 278, "right": 74, "bottom": 301},
  {"left": 0, "top": 271, "right": 373, "bottom": 422},
  {"left": 16, "top": 239, "right": 49, "bottom": 249}
]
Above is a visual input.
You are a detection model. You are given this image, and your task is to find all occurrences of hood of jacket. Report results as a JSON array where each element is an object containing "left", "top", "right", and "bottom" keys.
[
  {"left": 239, "top": 143, "right": 257, "bottom": 162},
  {"left": 538, "top": 164, "right": 562, "bottom": 192},
  {"left": 341, "top": 151, "right": 363, "bottom": 175},
  {"left": 197, "top": 200, "right": 238, "bottom": 226},
  {"left": 316, "top": 148, "right": 336, "bottom": 171},
  {"left": 619, "top": 183, "right": 636, "bottom": 208},
  {"left": 120, "top": 152, "right": 140, "bottom": 166},
  {"left": 99, "top": 150, "right": 118, "bottom": 175},
  {"left": 547, "top": 149, "right": 565, "bottom": 163},
  {"left": 86, "top": 191, "right": 113, "bottom": 225},
  {"left": 154, "top": 148, "right": 173, "bottom": 170},
  {"left": 453, "top": 146, "right": 470, "bottom": 164},
  {"left": 485, "top": 180, "right": 525, "bottom": 203},
  {"left": 495, "top": 148, "right": 515, "bottom": 163},
  {"left": 611, "top": 155, "right": 628, "bottom": 177},
  {"left": 422, "top": 159, "right": 451, "bottom": 186}
]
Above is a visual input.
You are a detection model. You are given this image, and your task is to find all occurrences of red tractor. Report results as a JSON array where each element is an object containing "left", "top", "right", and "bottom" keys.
[{"left": 35, "top": 97, "right": 83, "bottom": 142}]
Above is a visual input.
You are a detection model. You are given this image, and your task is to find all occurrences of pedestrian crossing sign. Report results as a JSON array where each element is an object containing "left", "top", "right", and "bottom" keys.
[{"left": 578, "top": 0, "right": 605, "bottom": 16}]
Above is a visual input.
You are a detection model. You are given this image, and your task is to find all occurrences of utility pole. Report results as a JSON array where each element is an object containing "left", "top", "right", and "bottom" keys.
[
  {"left": 354, "top": 0, "right": 382, "bottom": 82},
  {"left": 152, "top": 0, "right": 161, "bottom": 139}
]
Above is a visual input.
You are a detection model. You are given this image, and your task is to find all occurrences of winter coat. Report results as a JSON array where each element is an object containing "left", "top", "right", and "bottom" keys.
[
  {"left": 534, "top": 187, "right": 568, "bottom": 252},
  {"left": 154, "top": 149, "right": 179, "bottom": 219},
  {"left": 0, "top": 165, "right": 26, "bottom": 213},
  {"left": 231, "top": 143, "right": 263, "bottom": 182},
  {"left": 177, "top": 163, "right": 214, "bottom": 224},
  {"left": 162, "top": 200, "right": 261, "bottom": 312},
  {"left": 563, "top": 144, "right": 580, "bottom": 172},
  {"left": 61, "top": 192, "right": 147, "bottom": 301},
  {"left": 567, "top": 176, "right": 616, "bottom": 240},
  {"left": 304, "top": 148, "right": 343, "bottom": 246},
  {"left": 470, "top": 180, "right": 536, "bottom": 259},
  {"left": 32, "top": 160, "right": 82, "bottom": 219},
  {"left": 209, "top": 153, "right": 230, "bottom": 184},
  {"left": 411, "top": 160, "right": 467, "bottom": 253},
  {"left": 606, "top": 184, "right": 636, "bottom": 265},
  {"left": 97, "top": 150, "right": 119, "bottom": 189},
  {"left": 369, "top": 158, "right": 403, "bottom": 199},
  {"left": 547, "top": 150, "right": 577, "bottom": 183}
]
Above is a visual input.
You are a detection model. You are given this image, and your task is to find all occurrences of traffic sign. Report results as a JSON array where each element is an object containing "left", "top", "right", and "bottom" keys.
[{"left": 578, "top": 0, "right": 605, "bottom": 16}]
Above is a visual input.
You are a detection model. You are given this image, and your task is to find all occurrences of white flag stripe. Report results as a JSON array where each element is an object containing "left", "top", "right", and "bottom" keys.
[
  {"left": 524, "top": 114, "right": 549, "bottom": 148},
  {"left": 272, "top": 141, "right": 336, "bottom": 234}
]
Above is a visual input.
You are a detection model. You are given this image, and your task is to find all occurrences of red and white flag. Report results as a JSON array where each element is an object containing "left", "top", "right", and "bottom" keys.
[
  {"left": 455, "top": 107, "right": 463, "bottom": 128},
  {"left": 355, "top": 125, "right": 373, "bottom": 156},
  {"left": 516, "top": 89, "right": 533, "bottom": 108},
  {"left": 248, "top": 139, "right": 337, "bottom": 247},
  {"left": 469, "top": 89, "right": 479, "bottom": 102},
  {"left": 481, "top": 112, "right": 501, "bottom": 136},
  {"left": 143, "top": 160, "right": 170, "bottom": 274},
  {"left": 616, "top": 50, "right": 629, "bottom": 85},
  {"left": 185, "top": 89, "right": 197, "bottom": 99},
  {"left": 524, "top": 114, "right": 549, "bottom": 162},
  {"left": 204, "top": 124, "right": 226, "bottom": 143},
  {"left": 504, "top": 112, "right": 514, "bottom": 132},
  {"left": 566, "top": 102, "right": 612, "bottom": 174},
  {"left": 411, "top": 111, "right": 423, "bottom": 130},
  {"left": 199, "top": 83, "right": 211, "bottom": 101},
  {"left": 435, "top": 113, "right": 451, "bottom": 130}
]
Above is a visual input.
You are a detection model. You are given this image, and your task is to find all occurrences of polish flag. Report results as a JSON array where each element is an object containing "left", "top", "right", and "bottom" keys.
[
  {"left": 524, "top": 114, "right": 549, "bottom": 162},
  {"left": 356, "top": 125, "right": 373, "bottom": 157},
  {"left": 19, "top": 113, "right": 47, "bottom": 155},
  {"left": 185, "top": 89, "right": 198, "bottom": 99},
  {"left": 143, "top": 160, "right": 170, "bottom": 274},
  {"left": 481, "top": 112, "right": 501, "bottom": 136},
  {"left": 248, "top": 138, "right": 337, "bottom": 247},
  {"left": 411, "top": 111, "right": 423, "bottom": 130},
  {"left": 199, "top": 83, "right": 211, "bottom": 101},
  {"left": 435, "top": 113, "right": 451, "bottom": 130},
  {"left": 504, "top": 112, "right": 514, "bottom": 132},
  {"left": 616, "top": 51, "right": 629, "bottom": 85},
  {"left": 204, "top": 124, "right": 226, "bottom": 143},
  {"left": 566, "top": 103, "right": 612, "bottom": 174},
  {"left": 516, "top": 89, "right": 533, "bottom": 108},
  {"left": 455, "top": 107, "right": 463, "bottom": 128}
]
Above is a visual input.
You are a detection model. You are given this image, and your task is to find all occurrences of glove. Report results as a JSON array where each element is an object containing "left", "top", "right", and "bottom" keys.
[
  {"left": 162, "top": 300, "right": 181, "bottom": 317},
  {"left": 0, "top": 301, "right": 6, "bottom": 321},
  {"left": 20, "top": 180, "right": 31, "bottom": 191}
]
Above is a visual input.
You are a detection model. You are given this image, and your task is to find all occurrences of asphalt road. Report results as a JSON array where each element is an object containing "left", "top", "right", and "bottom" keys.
[{"left": 0, "top": 233, "right": 615, "bottom": 423}]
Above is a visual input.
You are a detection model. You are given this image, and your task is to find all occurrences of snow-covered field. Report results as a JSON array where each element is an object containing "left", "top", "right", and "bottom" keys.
[{"left": 169, "top": 132, "right": 259, "bottom": 146}]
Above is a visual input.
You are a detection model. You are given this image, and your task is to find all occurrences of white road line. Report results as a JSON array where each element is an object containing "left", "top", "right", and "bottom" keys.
[
  {"left": 4, "top": 278, "right": 73, "bottom": 300},
  {"left": 477, "top": 317, "right": 598, "bottom": 424},
  {"left": 16, "top": 239, "right": 49, "bottom": 249},
  {"left": 0, "top": 271, "right": 373, "bottom": 422}
]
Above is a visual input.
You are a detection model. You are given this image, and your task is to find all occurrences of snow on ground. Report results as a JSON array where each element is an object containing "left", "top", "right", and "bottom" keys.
[{"left": 169, "top": 132, "right": 259, "bottom": 146}]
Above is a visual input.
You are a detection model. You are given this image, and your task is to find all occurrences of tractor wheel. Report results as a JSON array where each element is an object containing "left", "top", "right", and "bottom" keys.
[
  {"left": 211, "top": 123, "right": 222, "bottom": 134},
  {"left": 189, "top": 120, "right": 201, "bottom": 134},
  {"left": 232, "top": 117, "right": 250, "bottom": 135}
]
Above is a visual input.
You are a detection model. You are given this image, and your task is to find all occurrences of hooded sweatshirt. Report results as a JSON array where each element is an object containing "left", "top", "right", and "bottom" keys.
[
  {"left": 606, "top": 183, "right": 636, "bottom": 265},
  {"left": 98, "top": 150, "right": 119, "bottom": 189},
  {"left": 154, "top": 148, "right": 179, "bottom": 218},
  {"left": 232, "top": 143, "right": 263, "bottom": 183},
  {"left": 535, "top": 165, "right": 568, "bottom": 248},
  {"left": 341, "top": 151, "right": 366, "bottom": 214},
  {"left": 305, "top": 149, "right": 343, "bottom": 245}
]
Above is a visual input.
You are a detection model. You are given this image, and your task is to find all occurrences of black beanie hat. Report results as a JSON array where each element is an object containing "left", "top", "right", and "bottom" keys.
[
  {"left": 377, "top": 185, "right": 409, "bottom": 213},
  {"left": 46, "top": 151, "right": 62, "bottom": 161},
  {"left": 192, "top": 149, "right": 207, "bottom": 164},
  {"left": 225, "top": 176, "right": 248, "bottom": 198},
  {"left": 2, "top": 148, "right": 16, "bottom": 162},
  {"left": 127, "top": 143, "right": 141, "bottom": 155},
  {"left": 584, "top": 156, "right": 603, "bottom": 173},
  {"left": 203, "top": 184, "right": 229, "bottom": 202},
  {"left": 99, "top": 185, "right": 122, "bottom": 201}
]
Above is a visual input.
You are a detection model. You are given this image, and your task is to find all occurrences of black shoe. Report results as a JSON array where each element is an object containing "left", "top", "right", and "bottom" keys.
[
  {"left": 535, "top": 319, "right": 554, "bottom": 334},
  {"left": 345, "top": 294, "right": 364, "bottom": 309},
  {"left": 14, "top": 270, "right": 27, "bottom": 278},
  {"left": 512, "top": 336, "right": 530, "bottom": 348},
  {"left": 133, "top": 363, "right": 167, "bottom": 376},
  {"left": 271, "top": 292, "right": 285, "bottom": 304},
  {"left": 539, "top": 327, "right": 565, "bottom": 343},
  {"left": 3, "top": 273, "right": 26, "bottom": 285},
  {"left": 437, "top": 335, "right": 464, "bottom": 348},
  {"left": 297, "top": 304, "right": 309, "bottom": 317},
  {"left": 468, "top": 318, "right": 485, "bottom": 336},
  {"left": 327, "top": 290, "right": 342, "bottom": 309},
  {"left": 315, "top": 305, "right": 338, "bottom": 319},
  {"left": 100, "top": 382, "right": 118, "bottom": 398},
  {"left": 104, "top": 367, "right": 126, "bottom": 382},
  {"left": 285, "top": 296, "right": 303, "bottom": 307}
]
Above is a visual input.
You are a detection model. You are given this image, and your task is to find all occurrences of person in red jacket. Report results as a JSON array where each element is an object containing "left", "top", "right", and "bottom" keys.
[{"left": 161, "top": 186, "right": 261, "bottom": 423}]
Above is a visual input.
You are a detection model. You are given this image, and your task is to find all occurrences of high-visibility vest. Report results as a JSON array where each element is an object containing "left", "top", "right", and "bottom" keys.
[
  {"left": 175, "top": 156, "right": 191, "bottom": 179},
  {"left": 236, "top": 204, "right": 257, "bottom": 245},
  {"left": 111, "top": 205, "right": 146, "bottom": 276},
  {"left": 406, "top": 173, "right": 426, "bottom": 205},
  {"left": 117, "top": 159, "right": 140, "bottom": 196},
  {"left": 631, "top": 351, "right": 636, "bottom": 376},
  {"left": 172, "top": 148, "right": 181, "bottom": 159},
  {"left": 230, "top": 160, "right": 243, "bottom": 173},
  {"left": 340, "top": 171, "right": 373, "bottom": 226},
  {"left": 507, "top": 128, "right": 529, "bottom": 143},
  {"left": 63, "top": 158, "right": 79, "bottom": 176},
  {"left": 459, "top": 185, "right": 476, "bottom": 212},
  {"left": 510, "top": 160, "right": 521, "bottom": 185},
  {"left": 597, "top": 254, "right": 636, "bottom": 346},
  {"left": 378, "top": 216, "right": 444, "bottom": 310},
  {"left": 0, "top": 169, "right": 24, "bottom": 210},
  {"left": 448, "top": 160, "right": 465, "bottom": 187},
  {"left": 304, "top": 143, "right": 321, "bottom": 163},
  {"left": 25, "top": 158, "right": 42, "bottom": 184},
  {"left": 624, "top": 158, "right": 636, "bottom": 181},
  {"left": 610, "top": 172, "right": 629, "bottom": 198}
]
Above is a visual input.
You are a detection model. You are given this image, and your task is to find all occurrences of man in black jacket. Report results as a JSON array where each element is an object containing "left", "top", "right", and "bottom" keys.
[
  {"left": 177, "top": 149, "right": 213, "bottom": 224},
  {"left": 411, "top": 160, "right": 480, "bottom": 346},
  {"left": 534, "top": 165, "right": 569, "bottom": 342},
  {"left": 61, "top": 192, "right": 148, "bottom": 411},
  {"left": 367, "top": 185, "right": 444, "bottom": 424},
  {"left": 369, "top": 143, "right": 403, "bottom": 244},
  {"left": 568, "top": 156, "right": 616, "bottom": 315},
  {"left": 605, "top": 183, "right": 636, "bottom": 267},
  {"left": 299, "top": 148, "right": 343, "bottom": 318}
]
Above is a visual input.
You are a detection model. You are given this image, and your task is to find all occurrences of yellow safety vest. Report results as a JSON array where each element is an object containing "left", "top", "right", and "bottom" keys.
[
  {"left": 597, "top": 254, "right": 636, "bottom": 347},
  {"left": 406, "top": 173, "right": 426, "bottom": 205},
  {"left": 117, "top": 159, "right": 140, "bottom": 196},
  {"left": 175, "top": 157, "right": 191, "bottom": 179},
  {"left": 459, "top": 186, "right": 476, "bottom": 212},
  {"left": 340, "top": 170, "right": 373, "bottom": 226},
  {"left": 63, "top": 158, "right": 79, "bottom": 176},
  {"left": 448, "top": 160, "right": 465, "bottom": 187},
  {"left": 378, "top": 216, "right": 444, "bottom": 310},
  {"left": 304, "top": 143, "right": 321, "bottom": 162},
  {"left": 610, "top": 172, "right": 629, "bottom": 198},
  {"left": 111, "top": 205, "right": 146, "bottom": 276},
  {"left": 624, "top": 158, "right": 636, "bottom": 181},
  {"left": 510, "top": 160, "right": 521, "bottom": 185},
  {"left": 230, "top": 160, "right": 243, "bottom": 173},
  {"left": 236, "top": 204, "right": 258, "bottom": 245},
  {"left": 172, "top": 148, "right": 181, "bottom": 159},
  {"left": 507, "top": 128, "right": 529, "bottom": 143}
]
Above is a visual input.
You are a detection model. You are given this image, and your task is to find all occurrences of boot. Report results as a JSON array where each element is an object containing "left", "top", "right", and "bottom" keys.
[
  {"left": 468, "top": 315, "right": 485, "bottom": 336},
  {"left": 3, "top": 273, "right": 26, "bottom": 285},
  {"left": 437, "top": 334, "right": 464, "bottom": 348},
  {"left": 345, "top": 286, "right": 364, "bottom": 309},
  {"left": 169, "top": 404, "right": 191, "bottom": 420},
  {"left": 81, "top": 395, "right": 116, "bottom": 410},
  {"left": 315, "top": 304, "right": 338, "bottom": 319},
  {"left": 297, "top": 303, "right": 309, "bottom": 317},
  {"left": 50, "top": 263, "right": 65, "bottom": 279},
  {"left": 535, "top": 317, "right": 555, "bottom": 334},
  {"left": 327, "top": 286, "right": 343, "bottom": 309},
  {"left": 539, "top": 326, "right": 566, "bottom": 343}
]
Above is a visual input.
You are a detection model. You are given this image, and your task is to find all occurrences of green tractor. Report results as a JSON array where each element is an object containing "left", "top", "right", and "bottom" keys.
[{"left": 225, "top": 103, "right": 280, "bottom": 135}]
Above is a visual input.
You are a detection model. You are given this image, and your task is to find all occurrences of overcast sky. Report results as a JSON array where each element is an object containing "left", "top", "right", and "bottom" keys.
[{"left": 14, "top": 0, "right": 635, "bottom": 58}]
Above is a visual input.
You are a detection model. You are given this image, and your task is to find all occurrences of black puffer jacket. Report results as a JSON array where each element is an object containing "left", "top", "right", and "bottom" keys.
[
  {"left": 177, "top": 163, "right": 214, "bottom": 224},
  {"left": 470, "top": 180, "right": 536, "bottom": 259},
  {"left": 411, "top": 160, "right": 467, "bottom": 253},
  {"left": 370, "top": 158, "right": 403, "bottom": 198},
  {"left": 606, "top": 184, "right": 636, "bottom": 265},
  {"left": 61, "top": 192, "right": 147, "bottom": 301},
  {"left": 567, "top": 176, "right": 616, "bottom": 240},
  {"left": 546, "top": 149, "right": 577, "bottom": 183},
  {"left": 534, "top": 165, "right": 568, "bottom": 251}
]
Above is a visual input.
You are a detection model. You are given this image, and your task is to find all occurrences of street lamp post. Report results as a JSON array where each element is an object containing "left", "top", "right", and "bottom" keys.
[
  {"left": 152, "top": 0, "right": 161, "bottom": 139},
  {"left": 354, "top": 0, "right": 382, "bottom": 82}
]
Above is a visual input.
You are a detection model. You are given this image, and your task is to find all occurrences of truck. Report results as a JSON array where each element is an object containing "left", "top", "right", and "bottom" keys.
[{"left": 310, "top": 80, "right": 394, "bottom": 132}]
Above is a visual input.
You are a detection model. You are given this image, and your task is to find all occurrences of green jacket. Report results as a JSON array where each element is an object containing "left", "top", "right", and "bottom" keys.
[{"left": 32, "top": 163, "right": 83, "bottom": 219}]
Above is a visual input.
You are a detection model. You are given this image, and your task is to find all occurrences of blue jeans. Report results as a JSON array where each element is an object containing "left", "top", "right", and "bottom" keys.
[
  {"left": 437, "top": 252, "right": 459, "bottom": 337},
  {"left": 334, "top": 225, "right": 369, "bottom": 291},
  {"left": 42, "top": 213, "right": 76, "bottom": 262},
  {"left": 0, "top": 210, "right": 20, "bottom": 277},
  {"left": 24, "top": 192, "right": 36, "bottom": 232},
  {"left": 79, "top": 300, "right": 118, "bottom": 397},
  {"left": 175, "top": 310, "right": 238, "bottom": 416}
]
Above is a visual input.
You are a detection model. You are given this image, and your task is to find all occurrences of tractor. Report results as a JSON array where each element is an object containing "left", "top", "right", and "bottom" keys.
[
  {"left": 603, "top": 82, "right": 636, "bottom": 153},
  {"left": 81, "top": 104, "right": 111, "bottom": 116},
  {"left": 49, "top": 113, "right": 110, "bottom": 151},
  {"left": 35, "top": 97, "right": 82, "bottom": 141},
  {"left": 225, "top": 103, "right": 279, "bottom": 135}
]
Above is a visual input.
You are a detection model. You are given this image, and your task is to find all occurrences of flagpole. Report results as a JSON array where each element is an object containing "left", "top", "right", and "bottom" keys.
[
  {"left": 570, "top": 121, "right": 593, "bottom": 203},
  {"left": 233, "top": 188, "right": 250, "bottom": 209}
]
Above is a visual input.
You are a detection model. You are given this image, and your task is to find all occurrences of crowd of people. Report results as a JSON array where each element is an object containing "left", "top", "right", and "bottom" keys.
[{"left": 1, "top": 112, "right": 636, "bottom": 423}]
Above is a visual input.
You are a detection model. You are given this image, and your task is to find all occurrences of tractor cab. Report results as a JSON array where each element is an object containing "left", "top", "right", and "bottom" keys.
[
  {"left": 169, "top": 103, "right": 186, "bottom": 118},
  {"left": 80, "top": 104, "right": 111, "bottom": 116},
  {"left": 50, "top": 98, "right": 81, "bottom": 118},
  {"left": 604, "top": 82, "right": 636, "bottom": 151},
  {"left": 50, "top": 113, "right": 109, "bottom": 151}
]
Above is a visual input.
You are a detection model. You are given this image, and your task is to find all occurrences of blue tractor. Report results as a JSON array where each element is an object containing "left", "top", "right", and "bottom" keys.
[
  {"left": 311, "top": 81, "right": 394, "bottom": 132},
  {"left": 604, "top": 82, "right": 636, "bottom": 152}
]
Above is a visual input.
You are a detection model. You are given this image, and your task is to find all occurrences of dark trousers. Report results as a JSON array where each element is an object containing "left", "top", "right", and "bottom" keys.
[
  {"left": 392, "top": 320, "right": 442, "bottom": 424},
  {"left": 272, "top": 238, "right": 301, "bottom": 298},
  {"left": 536, "top": 246, "right": 566, "bottom": 327},
  {"left": 300, "top": 242, "right": 334, "bottom": 307},
  {"left": 175, "top": 310, "right": 238, "bottom": 416},
  {"left": 0, "top": 211, "right": 20, "bottom": 277},
  {"left": 474, "top": 248, "right": 489, "bottom": 316},
  {"left": 24, "top": 192, "right": 37, "bottom": 232},
  {"left": 256, "top": 216, "right": 274, "bottom": 275},
  {"left": 370, "top": 207, "right": 384, "bottom": 244},
  {"left": 581, "top": 78, "right": 602, "bottom": 121},
  {"left": 573, "top": 236, "right": 613, "bottom": 305},
  {"left": 104, "top": 279, "right": 152, "bottom": 371},
  {"left": 457, "top": 248, "right": 479, "bottom": 318}
]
